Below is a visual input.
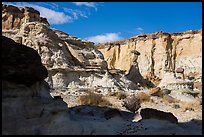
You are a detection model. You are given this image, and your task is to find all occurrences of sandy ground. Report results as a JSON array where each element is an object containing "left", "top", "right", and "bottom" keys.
[
  {"left": 51, "top": 89, "right": 202, "bottom": 135},
  {"left": 61, "top": 92, "right": 202, "bottom": 123}
]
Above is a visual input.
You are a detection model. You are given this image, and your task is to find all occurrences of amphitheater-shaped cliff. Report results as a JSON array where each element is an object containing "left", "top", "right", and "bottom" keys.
[
  {"left": 2, "top": 4, "right": 202, "bottom": 135},
  {"left": 96, "top": 30, "right": 202, "bottom": 85}
]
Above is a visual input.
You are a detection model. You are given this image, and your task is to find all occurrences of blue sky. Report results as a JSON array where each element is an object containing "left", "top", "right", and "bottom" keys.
[{"left": 3, "top": 2, "right": 202, "bottom": 44}]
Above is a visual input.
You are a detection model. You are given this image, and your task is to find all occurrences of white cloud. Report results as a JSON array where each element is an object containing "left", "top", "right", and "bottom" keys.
[
  {"left": 29, "top": 4, "right": 73, "bottom": 24},
  {"left": 73, "top": 2, "right": 97, "bottom": 10},
  {"left": 73, "top": 2, "right": 96, "bottom": 8},
  {"left": 136, "top": 27, "right": 143, "bottom": 31},
  {"left": 85, "top": 33, "right": 123, "bottom": 44},
  {"left": 3, "top": 2, "right": 99, "bottom": 25},
  {"left": 3, "top": 2, "right": 73, "bottom": 25},
  {"left": 40, "top": 2, "right": 59, "bottom": 10},
  {"left": 136, "top": 27, "right": 144, "bottom": 34},
  {"left": 63, "top": 8, "right": 87, "bottom": 19}
]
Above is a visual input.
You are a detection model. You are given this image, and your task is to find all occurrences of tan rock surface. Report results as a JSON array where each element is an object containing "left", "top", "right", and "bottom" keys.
[
  {"left": 2, "top": 4, "right": 202, "bottom": 135},
  {"left": 2, "top": 4, "right": 49, "bottom": 30},
  {"left": 2, "top": 4, "right": 140, "bottom": 92},
  {"left": 97, "top": 30, "right": 202, "bottom": 84}
]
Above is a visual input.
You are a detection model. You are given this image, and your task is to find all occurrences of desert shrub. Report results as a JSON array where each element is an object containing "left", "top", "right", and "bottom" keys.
[
  {"left": 144, "top": 79, "right": 154, "bottom": 89},
  {"left": 144, "top": 73, "right": 161, "bottom": 88},
  {"left": 78, "top": 91, "right": 112, "bottom": 107},
  {"left": 150, "top": 98, "right": 154, "bottom": 103},
  {"left": 163, "top": 95, "right": 178, "bottom": 103},
  {"left": 122, "top": 94, "right": 141, "bottom": 113},
  {"left": 179, "top": 101, "right": 201, "bottom": 111},
  {"left": 116, "top": 92, "right": 127, "bottom": 100},
  {"left": 172, "top": 104, "right": 180, "bottom": 109},
  {"left": 137, "top": 92, "right": 151, "bottom": 102},
  {"left": 108, "top": 91, "right": 126, "bottom": 100},
  {"left": 194, "top": 81, "right": 202, "bottom": 90},
  {"left": 107, "top": 92, "right": 116, "bottom": 96}
]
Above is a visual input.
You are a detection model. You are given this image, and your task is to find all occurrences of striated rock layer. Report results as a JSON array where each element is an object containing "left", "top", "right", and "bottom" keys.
[
  {"left": 3, "top": 37, "right": 196, "bottom": 135},
  {"left": 2, "top": 4, "right": 140, "bottom": 92},
  {"left": 97, "top": 30, "right": 202, "bottom": 84},
  {"left": 2, "top": 4, "right": 49, "bottom": 30},
  {"left": 2, "top": 5, "right": 202, "bottom": 135},
  {"left": 2, "top": 36, "right": 69, "bottom": 134}
]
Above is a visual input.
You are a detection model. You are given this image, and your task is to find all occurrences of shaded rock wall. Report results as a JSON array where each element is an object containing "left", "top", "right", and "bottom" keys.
[
  {"left": 2, "top": 36, "right": 70, "bottom": 135},
  {"left": 2, "top": 4, "right": 107, "bottom": 89},
  {"left": 2, "top": 36, "right": 47, "bottom": 86}
]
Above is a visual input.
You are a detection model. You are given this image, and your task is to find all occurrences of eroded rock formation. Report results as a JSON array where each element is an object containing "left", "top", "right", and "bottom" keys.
[
  {"left": 2, "top": 4, "right": 49, "bottom": 30},
  {"left": 2, "top": 36, "right": 69, "bottom": 135},
  {"left": 2, "top": 4, "right": 202, "bottom": 135},
  {"left": 2, "top": 4, "right": 141, "bottom": 93},
  {"left": 97, "top": 30, "right": 202, "bottom": 85}
]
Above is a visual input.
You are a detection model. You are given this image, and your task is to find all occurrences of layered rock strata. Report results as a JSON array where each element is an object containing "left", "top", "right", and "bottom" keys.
[
  {"left": 2, "top": 4, "right": 141, "bottom": 93},
  {"left": 2, "top": 4, "right": 49, "bottom": 30},
  {"left": 97, "top": 30, "right": 202, "bottom": 85},
  {"left": 2, "top": 36, "right": 69, "bottom": 134}
]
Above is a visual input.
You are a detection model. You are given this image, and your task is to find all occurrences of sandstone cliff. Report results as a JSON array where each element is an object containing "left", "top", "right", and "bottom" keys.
[
  {"left": 2, "top": 4, "right": 49, "bottom": 30},
  {"left": 2, "top": 5, "right": 202, "bottom": 135},
  {"left": 2, "top": 36, "right": 69, "bottom": 134},
  {"left": 2, "top": 37, "right": 201, "bottom": 134},
  {"left": 2, "top": 4, "right": 140, "bottom": 92},
  {"left": 97, "top": 30, "right": 202, "bottom": 85}
]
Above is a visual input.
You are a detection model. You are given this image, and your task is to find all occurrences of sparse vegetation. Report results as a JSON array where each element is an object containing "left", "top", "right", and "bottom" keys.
[
  {"left": 163, "top": 95, "right": 178, "bottom": 103},
  {"left": 145, "top": 73, "right": 161, "bottom": 88},
  {"left": 78, "top": 91, "right": 112, "bottom": 107},
  {"left": 144, "top": 79, "right": 155, "bottom": 88},
  {"left": 179, "top": 101, "right": 201, "bottom": 112},
  {"left": 108, "top": 91, "right": 126, "bottom": 100},
  {"left": 194, "top": 81, "right": 202, "bottom": 90},
  {"left": 137, "top": 92, "right": 151, "bottom": 102}
]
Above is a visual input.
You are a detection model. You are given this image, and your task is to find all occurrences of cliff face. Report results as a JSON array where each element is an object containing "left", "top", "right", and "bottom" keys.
[
  {"left": 2, "top": 36, "right": 70, "bottom": 135},
  {"left": 97, "top": 30, "right": 202, "bottom": 84},
  {"left": 2, "top": 4, "right": 49, "bottom": 30},
  {"left": 2, "top": 4, "right": 202, "bottom": 135},
  {"left": 2, "top": 4, "right": 106, "bottom": 89},
  {"left": 2, "top": 4, "right": 140, "bottom": 92}
]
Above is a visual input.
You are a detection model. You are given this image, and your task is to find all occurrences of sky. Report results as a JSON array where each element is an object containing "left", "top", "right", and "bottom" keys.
[{"left": 2, "top": 2, "right": 202, "bottom": 44}]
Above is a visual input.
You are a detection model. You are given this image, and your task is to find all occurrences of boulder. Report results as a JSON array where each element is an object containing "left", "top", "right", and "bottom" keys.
[
  {"left": 2, "top": 36, "right": 48, "bottom": 86},
  {"left": 176, "top": 67, "right": 184, "bottom": 73},
  {"left": 122, "top": 95, "right": 141, "bottom": 113},
  {"left": 104, "top": 109, "right": 121, "bottom": 120},
  {"left": 140, "top": 108, "right": 178, "bottom": 124},
  {"left": 161, "top": 89, "right": 171, "bottom": 95},
  {"left": 149, "top": 87, "right": 161, "bottom": 95}
]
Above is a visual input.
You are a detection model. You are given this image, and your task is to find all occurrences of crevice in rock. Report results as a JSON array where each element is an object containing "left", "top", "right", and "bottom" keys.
[
  {"left": 172, "top": 38, "right": 178, "bottom": 72},
  {"left": 166, "top": 34, "right": 174, "bottom": 72},
  {"left": 11, "top": 14, "right": 15, "bottom": 29},
  {"left": 117, "top": 44, "right": 121, "bottom": 60},
  {"left": 150, "top": 39, "right": 156, "bottom": 76},
  {"left": 64, "top": 42, "right": 85, "bottom": 68}
]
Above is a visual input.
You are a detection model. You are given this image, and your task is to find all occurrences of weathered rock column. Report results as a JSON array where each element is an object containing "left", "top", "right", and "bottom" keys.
[{"left": 126, "top": 50, "right": 146, "bottom": 87}]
